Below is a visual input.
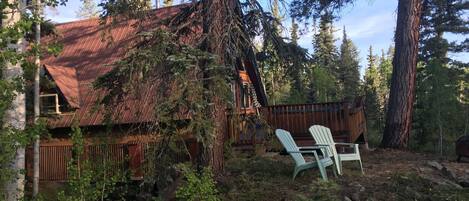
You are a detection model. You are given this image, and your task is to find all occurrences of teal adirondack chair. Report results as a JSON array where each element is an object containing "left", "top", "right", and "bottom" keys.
[
  {"left": 308, "top": 125, "right": 364, "bottom": 175},
  {"left": 275, "top": 129, "right": 336, "bottom": 181}
]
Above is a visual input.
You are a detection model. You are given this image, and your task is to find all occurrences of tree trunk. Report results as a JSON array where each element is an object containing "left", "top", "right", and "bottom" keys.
[
  {"left": 33, "top": 0, "right": 42, "bottom": 197},
  {"left": 198, "top": 0, "right": 241, "bottom": 172},
  {"left": 381, "top": 0, "right": 422, "bottom": 148},
  {"left": 2, "top": 0, "right": 26, "bottom": 200}
]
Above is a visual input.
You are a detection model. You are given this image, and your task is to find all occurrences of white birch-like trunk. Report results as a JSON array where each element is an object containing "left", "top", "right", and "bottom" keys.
[
  {"left": 33, "top": 0, "right": 42, "bottom": 197},
  {"left": 2, "top": 0, "right": 26, "bottom": 200}
]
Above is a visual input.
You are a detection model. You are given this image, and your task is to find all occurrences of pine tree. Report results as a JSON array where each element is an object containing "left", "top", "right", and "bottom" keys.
[
  {"left": 413, "top": 0, "right": 468, "bottom": 154},
  {"left": 76, "top": 0, "right": 99, "bottom": 19},
  {"left": 272, "top": 0, "right": 282, "bottom": 33},
  {"left": 313, "top": 13, "right": 338, "bottom": 75},
  {"left": 286, "top": 18, "right": 308, "bottom": 103},
  {"left": 310, "top": 13, "right": 339, "bottom": 102},
  {"left": 337, "top": 27, "right": 360, "bottom": 101},
  {"left": 290, "top": 19, "right": 299, "bottom": 45},
  {"left": 376, "top": 47, "right": 393, "bottom": 119},
  {"left": 382, "top": 0, "right": 423, "bottom": 148},
  {"left": 258, "top": 0, "right": 294, "bottom": 104},
  {"left": 364, "top": 46, "right": 382, "bottom": 145}
]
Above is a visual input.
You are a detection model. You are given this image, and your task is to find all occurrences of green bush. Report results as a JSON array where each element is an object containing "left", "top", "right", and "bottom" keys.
[
  {"left": 175, "top": 164, "right": 220, "bottom": 201},
  {"left": 57, "top": 125, "right": 126, "bottom": 201}
]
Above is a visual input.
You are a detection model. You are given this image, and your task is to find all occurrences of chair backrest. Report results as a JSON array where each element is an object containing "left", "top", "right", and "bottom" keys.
[
  {"left": 309, "top": 125, "right": 337, "bottom": 157},
  {"left": 275, "top": 129, "right": 305, "bottom": 166}
]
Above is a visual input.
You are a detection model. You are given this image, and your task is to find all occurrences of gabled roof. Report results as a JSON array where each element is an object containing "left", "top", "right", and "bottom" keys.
[
  {"left": 43, "top": 5, "right": 266, "bottom": 128},
  {"left": 44, "top": 64, "right": 80, "bottom": 108}
]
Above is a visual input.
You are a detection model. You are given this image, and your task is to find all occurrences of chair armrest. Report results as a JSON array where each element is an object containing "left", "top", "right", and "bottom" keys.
[
  {"left": 334, "top": 142, "right": 357, "bottom": 147},
  {"left": 288, "top": 150, "right": 322, "bottom": 163},
  {"left": 334, "top": 142, "right": 356, "bottom": 146},
  {"left": 299, "top": 145, "right": 332, "bottom": 158},
  {"left": 311, "top": 144, "right": 331, "bottom": 147},
  {"left": 298, "top": 145, "right": 330, "bottom": 149},
  {"left": 288, "top": 150, "right": 318, "bottom": 154}
]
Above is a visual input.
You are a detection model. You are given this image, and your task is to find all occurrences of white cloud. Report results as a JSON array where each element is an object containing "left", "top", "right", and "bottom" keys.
[
  {"left": 295, "top": 11, "right": 396, "bottom": 48},
  {"left": 342, "top": 13, "right": 396, "bottom": 39}
]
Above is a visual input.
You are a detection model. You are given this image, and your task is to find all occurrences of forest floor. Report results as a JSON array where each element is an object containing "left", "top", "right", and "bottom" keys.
[{"left": 218, "top": 148, "right": 469, "bottom": 201}]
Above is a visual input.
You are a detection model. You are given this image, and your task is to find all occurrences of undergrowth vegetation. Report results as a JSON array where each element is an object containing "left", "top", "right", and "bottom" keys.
[
  {"left": 218, "top": 150, "right": 469, "bottom": 201},
  {"left": 219, "top": 153, "right": 341, "bottom": 201},
  {"left": 389, "top": 173, "right": 469, "bottom": 201}
]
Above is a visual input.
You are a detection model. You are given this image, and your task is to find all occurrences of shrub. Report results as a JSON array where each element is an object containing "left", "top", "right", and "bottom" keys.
[
  {"left": 57, "top": 125, "right": 126, "bottom": 201},
  {"left": 175, "top": 164, "right": 220, "bottom": 201}
]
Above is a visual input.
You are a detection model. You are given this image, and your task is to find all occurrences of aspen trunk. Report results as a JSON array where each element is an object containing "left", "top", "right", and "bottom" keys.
[
  {"left": 33, "top": 0, "right": 42, "bottom": 197},
  {"left": 2, "top": 0, "right": 26, "bottom": 199},
  {"left": 381, "top": 0, "right": 423, "bottom": 148}
]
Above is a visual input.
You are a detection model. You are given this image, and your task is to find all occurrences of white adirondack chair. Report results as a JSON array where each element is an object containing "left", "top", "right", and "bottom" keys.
[
  {"left": 275, "top": 129, "right": 336, "bottom": 181},
  {"left": 308, "top": 125, "right": 364, "bottom": 175}
]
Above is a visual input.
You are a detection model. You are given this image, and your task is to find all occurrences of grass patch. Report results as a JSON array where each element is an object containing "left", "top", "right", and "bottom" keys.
[
  {"left": 390, "top": 173, "right": 469, "bottom": 201},
  {"left": 219, "top": 154, "right": 341, "bottom": 201}
]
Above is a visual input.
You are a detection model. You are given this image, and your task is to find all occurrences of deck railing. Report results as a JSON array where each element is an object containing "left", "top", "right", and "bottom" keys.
[{"left": 227, "top": 100, "right": 367, "bottom": 146}]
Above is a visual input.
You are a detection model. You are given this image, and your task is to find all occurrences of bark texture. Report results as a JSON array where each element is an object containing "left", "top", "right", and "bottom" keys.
[
  {"left": 2, "top": 1, "right": 26, "bottom": 199},
  {"left": 33, "top": 0, "right": 42, "bottom": 197},
  {"left": 199, "top": 0, "right": 232, "bottom": 172},
  {"left": 381, "top": 0, "right": 423, "bottom": 148}
]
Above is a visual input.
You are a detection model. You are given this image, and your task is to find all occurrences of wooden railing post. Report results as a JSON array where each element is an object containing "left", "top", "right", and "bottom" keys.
[{"left": 343, "top": 102, "right": 351, "bottom": 142}]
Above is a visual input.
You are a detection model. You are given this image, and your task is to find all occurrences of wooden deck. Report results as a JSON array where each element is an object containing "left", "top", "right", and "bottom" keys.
[
  {"left": 27, "top": 100, "right": 366, "bottom": 181},
  {"left": 228, "top": 99, "right": 367, "bottom": 147}
]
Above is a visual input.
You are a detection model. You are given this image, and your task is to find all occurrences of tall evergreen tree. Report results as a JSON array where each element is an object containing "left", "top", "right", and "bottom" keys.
[
  {"left": 286, "top": 18, "right": 309, "bottom": 103},
  {"left": 312, "top": 13, "right": 338, "bottom": 75},
  {"left": 290, "top": 19, "right": 299, "bottom": 44},
  {"left": 258, "top": 0, "right": 296, "bottom": 104},
  {"left": 382, "top": 0, "right": 423, "bottom": 148},
  {"left": 76, "top": 0, "right": 99, "bottom": 19},
  {"left": 413, "top": 0, "right": 468, "bottom": 154},
  {"left": 310, "top": 12, "right": 339, "bottom": 102},
  {"left": 337, "top": 27, "right": 360, "bottom": 101},
  {"left": 376, "top": 47, "right": 393, "bottom": 117},
  {"left": 364, "top": 46, "right": 382, "bottom": 144}
]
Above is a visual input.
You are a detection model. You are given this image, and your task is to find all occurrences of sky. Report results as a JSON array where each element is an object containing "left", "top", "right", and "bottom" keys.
[{"left": 46, "top": 0, "right": 468, "bottom": 76}]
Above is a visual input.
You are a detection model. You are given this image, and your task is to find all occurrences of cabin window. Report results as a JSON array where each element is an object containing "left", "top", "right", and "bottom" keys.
[
  {"left": 40, "top": 94, "right": 61, "bottom": 115},
  {"left": 241, "top": 83, "right": 253, "bottom": 108}
]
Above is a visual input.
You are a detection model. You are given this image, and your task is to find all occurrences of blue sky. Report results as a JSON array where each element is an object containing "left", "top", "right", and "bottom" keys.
[{"left": 46, "top": 0, "right": 467, "bottom": 76}]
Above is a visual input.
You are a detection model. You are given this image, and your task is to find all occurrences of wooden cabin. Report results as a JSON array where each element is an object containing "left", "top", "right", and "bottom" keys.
[
  {"left": 26, "top": 5, "right": 266, "bottom": 181},
  {"left": 26, "top": 5, "right": 367, "bottom": 181}
]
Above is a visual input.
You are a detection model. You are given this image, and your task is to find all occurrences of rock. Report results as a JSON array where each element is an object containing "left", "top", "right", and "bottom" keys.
[
  {"left": 351, "top": 193, "right": 360, "bottom": 201},
  {"left": 422, "top": 174, "right": 463, "bottom": 189},
  {"left": 418, "top": 167, "right": 432, "bottom": 173},
  {"left": 442, "top": 167, "right": 457, "bottom": 181},
  {"left": 427, "top": 161, "right": 443, "bottom": 171},
  {"left": 344, "top": 196, "right": 353, "bottom": 201},
  {"left": 359, "top": 186, "right": 365, "bottom": 192}
]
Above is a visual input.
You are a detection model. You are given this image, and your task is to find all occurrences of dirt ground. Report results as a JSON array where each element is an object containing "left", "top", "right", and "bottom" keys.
[{"left": 219, "top": 149, "right": 469, "bottom": 201}]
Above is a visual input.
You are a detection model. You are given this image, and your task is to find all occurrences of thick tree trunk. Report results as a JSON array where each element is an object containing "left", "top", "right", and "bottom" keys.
[
  {"left": 381, "top": 0, "right": 422, "bottom": 148},
  {"left": 198, "top": 0, "right": 240, "bottom": 172},
  {"left": 2, "top": 1, "right": 26, "bottom": 199},
  {"left": 33, "top": 0, "right": 42, "bottom": 197}
]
